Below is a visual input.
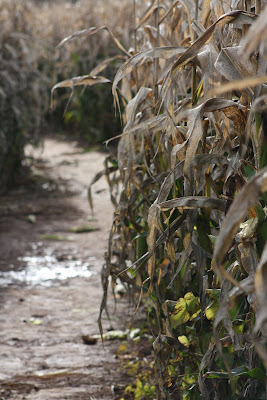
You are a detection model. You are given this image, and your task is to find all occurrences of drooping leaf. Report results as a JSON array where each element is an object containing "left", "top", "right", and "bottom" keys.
[
  {"left": 213, "top": 167, "right": 267, "bottom": 279},
  {"left": 112, "top": 46, "right": 185, "bottom": 109},
  {"left": 51, "top": 75, "right": 110, "bottom": 92},
  {"left": 181, "top": 98, "right": 243, "bottom": 183},
  {"left": 104, "top": 113, "right": 166, "bottom": 145},
  {"left": 51, "top": 75, "right": 110, "bottom": 111},
  {"left": 158, "top": 196, "right": 226, "bottom": 212},
  {"left": 160, "top": 10, "right": 257, "bottom": 105},
  {"left": 57, "top": 25, "right": 130, "bottom": 57}
]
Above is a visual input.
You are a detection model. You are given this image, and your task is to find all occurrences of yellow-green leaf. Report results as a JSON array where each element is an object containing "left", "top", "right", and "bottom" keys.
[
  {"left": 171, "top": 292, "right": 200, "bottom": 328},
  {"left": 205, "top": 301, "right": 219, "bottom": 321},
  {"left": 178, "top": 335, "right": 190, "bottom": 348}
]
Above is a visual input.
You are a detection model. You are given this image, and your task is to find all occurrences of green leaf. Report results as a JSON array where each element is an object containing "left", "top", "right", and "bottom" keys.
[
  {"left": 197, "top": 226, "right": 213, "bottom": 254},
  {"left": 178, "top": 335, "right": 190, "bottom": 348},
  {"left": 245, "top": 368, "right": 266, "bottom": 385},
  {"left": 205, "top": 367, "right": 266, "bottom": 385},
  {"left": 171, "top": 297, "right": 190, "bottom": 327},
  {"left": 205, "top": 289, "right": 221, "bottom": 300},
  {"left": 40, "top": 234, "right": 73, "bottom": 241},
  {"left": 70, "top": 225, "right": 99, "bottom": 233},
  {"left": 136, "top": 233, "right": 148, "bottom": 259},
  {"left": 171, "top": 292, "right": 200, "bottom": 328},
  {"left": 205, "top": 301, "right": 219, "bottom": 321}
]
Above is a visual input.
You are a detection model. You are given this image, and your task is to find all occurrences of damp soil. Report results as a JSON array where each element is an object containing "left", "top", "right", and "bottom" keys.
[{"left": 0, "top": 138, "right": 136, "bottom": 400}]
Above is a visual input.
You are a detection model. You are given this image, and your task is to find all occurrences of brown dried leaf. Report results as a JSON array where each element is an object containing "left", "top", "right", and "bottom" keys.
[
  {"left": 213, "top": 167, "right": 267, "bottom": 278},
  {"left": 112, "top": 46, "right": 184, "bottom": 108},
  {"left": 183, "top": 98, "right": 242, "bottom": 182},
  {"left": 206, "top": 74, "right": 267, "bottom": 98},
  {"left": 221, "top": 106, "right": 247, "bottom": 137},
  {"left": 159, "top": 196, "right": 226, "bottom": 212},
  {"left": 215, "top": 46, "right": 256, "bottom": 97},
  {"left": 105, "top": 114, "right": 166, "bottom": 145},
  {"left": 52, "top": 75, "right": 110, "bottom": 92},
  {"left": 125, "top": 87, "right": 152, "bottom": 130},
  {"left": 196, "top": 44, "right": 218, "bottom": 93},
  {"left": 51, "top": 75, "right": 110, "bottom": 111},
  {"left": 89, "top": 55, "right": 125, "bottom": 77},
  {"left": 144, "top": 25, "right": 170, "bottom": 47},
  {"left": 201, "top": 0, "right": 211, "bottom": 27},
  {"left": 135, "top": 1, "right": 160, "bottom": 30},
  {"left": 57, "top": 26, "right": 130, "bottom": 57},
  {"left": 160, "top": 10, "right": 257, "bottom": 105},
  {"left": 147, "top": 204, "right": 163, "bottom": 291},
  {"left": 242, "top": 7, "right": 267, "bottom": 56}
]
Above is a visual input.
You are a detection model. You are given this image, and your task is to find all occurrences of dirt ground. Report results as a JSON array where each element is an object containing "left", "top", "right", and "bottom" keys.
[{"left": 0, "top": 138, "right": 140, "bottom": 400}]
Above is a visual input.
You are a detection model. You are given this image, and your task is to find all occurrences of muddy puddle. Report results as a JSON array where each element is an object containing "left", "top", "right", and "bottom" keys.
[{"left": 0, "top": 243, "right": 95, "bottom": 287}]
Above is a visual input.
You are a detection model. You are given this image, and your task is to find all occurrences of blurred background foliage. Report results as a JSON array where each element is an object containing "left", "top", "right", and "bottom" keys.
[{"left": 0, "top": 0, "right": 130, "bottom": 191}]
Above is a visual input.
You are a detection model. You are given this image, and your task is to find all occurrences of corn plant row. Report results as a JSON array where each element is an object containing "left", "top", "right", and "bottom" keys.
[{"left": 56, "top": 0, "right": 267, "bottom": 398}]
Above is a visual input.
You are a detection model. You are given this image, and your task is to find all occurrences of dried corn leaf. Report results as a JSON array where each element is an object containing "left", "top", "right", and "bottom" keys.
[
  {"left": 105, "top": 114, "right": 166, "bottom": 145},
  {"left": 158, "top": 196, "right": 226, "bottom": 211},
  {"left": 125, "top": 86, "right": 152, "bottom": 130},
  {"left": 51, "top": 75, "right": 110, "bottom": 111},
  {"left": 144, "top": 25, "right": 170, "bottom": 47},
  {"left": 183, "top": 98, "right": 242, "bottom": 182},
  {"left": 160, "top": 10, "right": 257, "bottom": 105},
  {"left": 112, "top": 46, "right": 184, "bottom": 108},
  {"left": 213, "top": 167, "right": 267, "bottom": 278},
  {"left": 57, "top": 25, "right": 130, "bottom": 57},
  {"left": 196, "top": 44, "right": 218, "bottom": 92},
  {"left": 215, "top": 46, "right": 256, "bottom": 97},
  {"left": 52, "top": 75, "right": 110, "bottom": 92},
  {"left": 242, "top": 7, "right": 267, "bottom": 56},
  {"left": 201, "top": 0, "right": 211, "bottom": 27},
  {"left": 207, "top": 74, "right": 267, "bottom": 97},
  {"left": 135, "top": 1, "right": 160, "bottom": 30},
  {"left": 89, "top": 55, "right": 125, "bottom": 77},
  {"left": 147, "top": 204, "right": 163, "bottom": 291}
]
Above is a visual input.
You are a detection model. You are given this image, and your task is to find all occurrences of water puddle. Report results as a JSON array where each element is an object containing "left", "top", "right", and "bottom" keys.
[{"left": 0, "top": 245, "right": 96, "bottom": 288}]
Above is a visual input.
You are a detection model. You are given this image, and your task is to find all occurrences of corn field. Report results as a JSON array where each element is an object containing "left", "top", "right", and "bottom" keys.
[
  {"left": 56, "top": 0, "right": 267, "bottom": 398},
  {"left": 4, "top": 0, "right": 267, "bottom": 398}
]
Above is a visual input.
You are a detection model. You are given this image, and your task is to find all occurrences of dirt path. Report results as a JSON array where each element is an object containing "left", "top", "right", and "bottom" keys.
[{"left": 0, "top": 138, "right": 131, "bottom": 400}]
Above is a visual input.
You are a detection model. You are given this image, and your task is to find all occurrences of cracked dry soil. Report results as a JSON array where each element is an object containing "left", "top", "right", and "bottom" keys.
[{"left": 0, "top": 138, "right": 131, "bottom": 400}]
